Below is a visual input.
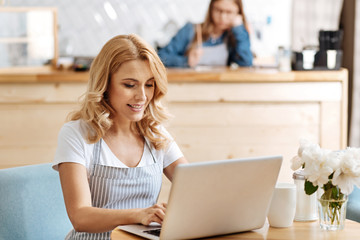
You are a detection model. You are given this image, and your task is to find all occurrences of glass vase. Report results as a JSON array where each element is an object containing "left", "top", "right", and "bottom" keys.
[{"left": 317, "top": 194, "right": 348, "bottom": 230}]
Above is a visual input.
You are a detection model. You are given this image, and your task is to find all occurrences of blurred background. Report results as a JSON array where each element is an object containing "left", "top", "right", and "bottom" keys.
[
  {"left": 0, "top": 0, "right": 343, "bottom": 65},
  {"left": 1, "top": 0, "right": 360, "bottom": 162}
]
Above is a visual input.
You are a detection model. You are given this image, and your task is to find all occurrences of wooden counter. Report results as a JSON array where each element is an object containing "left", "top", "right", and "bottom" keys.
[
  {"left": 0, "top": 66, "right": 348, "bottom": 202},
  {"left": 0, "top": 65, "right": 348, "bottom": 83}
]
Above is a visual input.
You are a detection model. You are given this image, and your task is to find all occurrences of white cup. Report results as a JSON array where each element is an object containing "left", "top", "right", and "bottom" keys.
[
  {"left": 327, "top": 50, "right": 337, "bottom": 69},
  {"left": 267, "top": 183, "right": 296, "bottom": 228},
  {"left": 302, "top": 50, "right": 316, "bottom": 70}
]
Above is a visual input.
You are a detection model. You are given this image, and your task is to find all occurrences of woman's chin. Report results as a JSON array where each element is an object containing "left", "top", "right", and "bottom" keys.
[{"left": 130, "top": 114, "right": 145, "bottom": 122}]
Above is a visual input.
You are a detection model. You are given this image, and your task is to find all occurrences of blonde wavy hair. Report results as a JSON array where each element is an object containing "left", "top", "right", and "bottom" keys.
[{"left": 68, "top": 34, "right": 170, "bottom": 150}]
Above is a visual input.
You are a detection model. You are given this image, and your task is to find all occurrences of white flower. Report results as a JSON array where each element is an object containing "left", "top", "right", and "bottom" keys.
[
  {"left": 324, "top": 150, "right": 342, "bottom": 172},
  {"left": 291, "top": 139, "right": 340, "bottom": 188},
  {"left": 301, "top": 146, "right": 333, "bottom": 187},
  {"left": 291, "top": 155, "right": 303, "bottom": 171},
  {"left": 332, "top": 148, "right": 360, "bottom": 195},
  {"left": 292, "top": 139, "right": 360, "bottom": 196},
  {"left": 291, "top": 139, "right": 315, "bottom": 171},
  {"left": 297, "top": 138, "right": 315, "bottom": 157}
]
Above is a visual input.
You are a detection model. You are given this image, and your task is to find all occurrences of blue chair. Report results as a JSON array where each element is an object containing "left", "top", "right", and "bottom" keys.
[
  {"left": 347, "top": 186, "right": 360, "bottom": 223},
  {"left": 0, "top": 163, "right": 72, "bottom": 240}
]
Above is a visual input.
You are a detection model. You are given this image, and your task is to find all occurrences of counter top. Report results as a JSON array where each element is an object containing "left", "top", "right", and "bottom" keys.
[
  {"left": 0, "top": 66, "right": 88, "bottom": 83},
  {"left": 166, "top": 67, "right": 348, "bottom": 83},
  {"left": 0, "top": 66, "right": 348, "bottom": 83}
]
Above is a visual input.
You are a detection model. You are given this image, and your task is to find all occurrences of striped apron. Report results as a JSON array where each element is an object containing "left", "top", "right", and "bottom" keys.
[{"left": 65, "top": 139, "right": 163, "bottom": 240}]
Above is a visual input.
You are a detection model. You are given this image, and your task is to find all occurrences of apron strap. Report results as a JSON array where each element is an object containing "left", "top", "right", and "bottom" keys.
[
  {"left": 90, "top": 139, "right": 102, "bottom": 176},
  {"left": 144, "top": 138, "right": 157, "bottom": 163}
]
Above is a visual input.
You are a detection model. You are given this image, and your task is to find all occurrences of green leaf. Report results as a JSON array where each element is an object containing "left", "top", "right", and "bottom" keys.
[
  {"left": 332, "top": 187, "right": 339, "bottom": 199},
  {"left": 305, "top": 180, "right": 318, "bottom": 195},
  {"left": 323, "top": 181, "right": 333, "bottom": 191}
]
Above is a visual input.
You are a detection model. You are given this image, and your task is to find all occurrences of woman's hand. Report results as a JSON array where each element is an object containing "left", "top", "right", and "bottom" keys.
[
  {"left": 231, "top": 14, "right": 243, "bottom": 27},
  {"left": 139, "top": 203, "right": 167, "bottom": 225},
  {"left": 188, "top": 47, "right": 203, "bottom": 68}
]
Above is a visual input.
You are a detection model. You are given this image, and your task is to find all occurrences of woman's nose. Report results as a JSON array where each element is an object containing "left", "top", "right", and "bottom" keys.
[
  {"left": 220, "top": 13, "right": 227, "bottom": 21},
  {"left": 135, "top": 87, "right": 146, "bottom": 101}
]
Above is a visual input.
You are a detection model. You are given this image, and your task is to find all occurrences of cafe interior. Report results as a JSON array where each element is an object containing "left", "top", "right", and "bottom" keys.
[{"left": 0, "top": 0, "right": 360, "bottom": 239}]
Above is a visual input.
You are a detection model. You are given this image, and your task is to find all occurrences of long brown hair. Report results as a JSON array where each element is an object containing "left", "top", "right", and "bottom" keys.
[
  {"left": 68, "top": 34, "right": 170, "bottom": 150},
  {"left": 188, "top": 0, "right": 249, "bottom": 53}
]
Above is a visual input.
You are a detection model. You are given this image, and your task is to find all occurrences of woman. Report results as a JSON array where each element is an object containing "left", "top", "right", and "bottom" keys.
[
  {"left": 53, "top": 34, "right": 188, "bottom": 239},
  {"left": 158, "top": 0, "right": 253, "bottom": 68}
]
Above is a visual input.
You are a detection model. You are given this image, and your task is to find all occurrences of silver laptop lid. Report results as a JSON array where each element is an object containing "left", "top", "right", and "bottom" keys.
[{"left": 160, "top": 155, "right": 282, "bottom": 239}]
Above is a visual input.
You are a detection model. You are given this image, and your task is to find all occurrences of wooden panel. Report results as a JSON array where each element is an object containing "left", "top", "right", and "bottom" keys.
[
  {"left": 164, "top": 102, "right": 320, "bottom": 184},
  {"left": 320, "top": 101, "right": 342, "bottom": 149},
  {"left": 0, "top": 103, "right": 77, "bottom": 168},
  {"left": 166, "top": 82, "right": 342, "bottom": 102},
  {"left": 0, "top": 147, "right": 58, "bottom": 169},
  {"left": 167, "top": 102, "right": 319, "bottom": 126},
  {"left": 0, "top": 83, "right": 86, "bottom": 103}
]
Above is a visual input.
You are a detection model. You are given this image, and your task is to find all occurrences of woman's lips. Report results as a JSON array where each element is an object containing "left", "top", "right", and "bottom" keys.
[{"left": 127, "top": 104, "right": 144, "bottom": 112}]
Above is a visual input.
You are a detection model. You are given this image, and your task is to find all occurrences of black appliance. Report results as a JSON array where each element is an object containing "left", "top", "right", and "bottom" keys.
[{"left": 292, "top": 30, "right": 343, "bottom": 71}]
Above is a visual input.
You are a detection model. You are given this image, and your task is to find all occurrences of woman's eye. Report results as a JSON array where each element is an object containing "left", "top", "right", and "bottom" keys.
[
  {"left": 146, "top": 83, "right": 154, "bottom": 87},
  {"left": 124, "top": 84, "right": 135, "bottom": 88}
]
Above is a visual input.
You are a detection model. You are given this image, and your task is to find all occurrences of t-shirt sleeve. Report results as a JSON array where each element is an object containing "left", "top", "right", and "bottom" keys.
[
  {"left": 160, "top": 127, "right": 184, "bottom": 168},
  {"left": 52, "top": 123, "right": 88, "bottom": 171}
]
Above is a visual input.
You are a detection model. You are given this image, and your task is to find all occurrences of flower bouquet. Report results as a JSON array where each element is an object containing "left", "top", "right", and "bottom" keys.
[{"left": 291, "top": 139, "right": 360, "bottom": 230}]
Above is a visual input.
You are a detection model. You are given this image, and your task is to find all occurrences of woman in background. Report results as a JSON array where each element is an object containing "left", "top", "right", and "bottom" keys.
[
  {"left": 53, "top": 34, "right": 187, "bottom": 239},
  {"left": 158, "top": 0, "right": 253, "bottom": 68}
]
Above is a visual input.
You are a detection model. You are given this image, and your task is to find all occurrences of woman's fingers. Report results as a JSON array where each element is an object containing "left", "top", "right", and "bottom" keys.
[
  {"left": 232, "top": 14, "right": 243, "bottom": 27},
  {"left": 141, "top": 203, "right": 167, "bottom": 225},
  {"left": 188, "top": 48, "right": 203, "bottom": 67}
]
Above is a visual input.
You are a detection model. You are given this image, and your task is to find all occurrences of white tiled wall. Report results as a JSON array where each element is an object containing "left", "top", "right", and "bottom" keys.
[
  {"left": 3, "top": 0, "right": 210, "bottom": 57},
  {"left": 2, "top": 0, "right": 293, "bottom": 63},
  {"left": 1, "top": 0, "right": 344, "bottom": 62}
]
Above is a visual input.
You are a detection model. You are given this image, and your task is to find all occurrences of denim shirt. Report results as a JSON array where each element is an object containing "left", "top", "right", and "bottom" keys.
[{"left": 157, "top": 22, "right": 253, "bottom": 67}]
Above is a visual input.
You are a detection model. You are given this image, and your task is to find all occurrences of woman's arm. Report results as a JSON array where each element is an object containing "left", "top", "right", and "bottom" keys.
[
  {"left": 58, "top": 162, "right": 166, "bottom": 233},
  {"left": 229, "top": 24, "right": 253, "bottom": 66},
  {"left": 163, "top": 156, "right": 188, "bottom": 182},
  {"left": 157, "top": 23, "right": 195, "bottom": 67}
]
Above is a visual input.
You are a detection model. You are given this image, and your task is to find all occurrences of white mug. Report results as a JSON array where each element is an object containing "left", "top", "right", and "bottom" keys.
[{"left": 267, "top": 183, "right": 296, "bottom": 228}]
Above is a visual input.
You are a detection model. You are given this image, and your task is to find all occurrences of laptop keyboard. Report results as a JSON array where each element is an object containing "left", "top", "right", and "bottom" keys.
[{"left": 143, "top": 228, "right": 161, "bottom": 237}]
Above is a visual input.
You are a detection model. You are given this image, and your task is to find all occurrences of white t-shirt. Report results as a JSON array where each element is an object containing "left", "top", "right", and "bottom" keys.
[{"left": 52, "top": 120, "right": 183, "bottom": 179}]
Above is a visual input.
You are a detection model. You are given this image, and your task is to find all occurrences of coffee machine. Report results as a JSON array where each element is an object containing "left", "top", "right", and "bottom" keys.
[{"left": 292, "top": 30, "right": 343, "bottom": 70}]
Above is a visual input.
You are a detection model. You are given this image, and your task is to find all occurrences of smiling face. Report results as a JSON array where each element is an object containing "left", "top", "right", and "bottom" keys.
[
  {"left": 211, "top": 0, "right": 239, "bottom": 31},
  {"left": 107, "top": 59, "right": 155, "bottom": 125}
]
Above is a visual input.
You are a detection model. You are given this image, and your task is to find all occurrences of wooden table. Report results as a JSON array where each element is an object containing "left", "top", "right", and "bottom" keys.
[{"left": 111, "top": 220, "right": 360, "bottom": 239}]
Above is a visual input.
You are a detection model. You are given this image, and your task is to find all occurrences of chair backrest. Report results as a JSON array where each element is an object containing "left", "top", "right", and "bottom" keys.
[
  {"left": 0, "top": 163, "right": 72, "bottom": 240},
  {"left": 347, "top": 186, "right": 360, "bottom": 223}
]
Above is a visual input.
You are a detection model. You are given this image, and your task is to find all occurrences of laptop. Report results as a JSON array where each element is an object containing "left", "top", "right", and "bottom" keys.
[{"left": 118, "top": 155, "right": 282, "bottom": 239}]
